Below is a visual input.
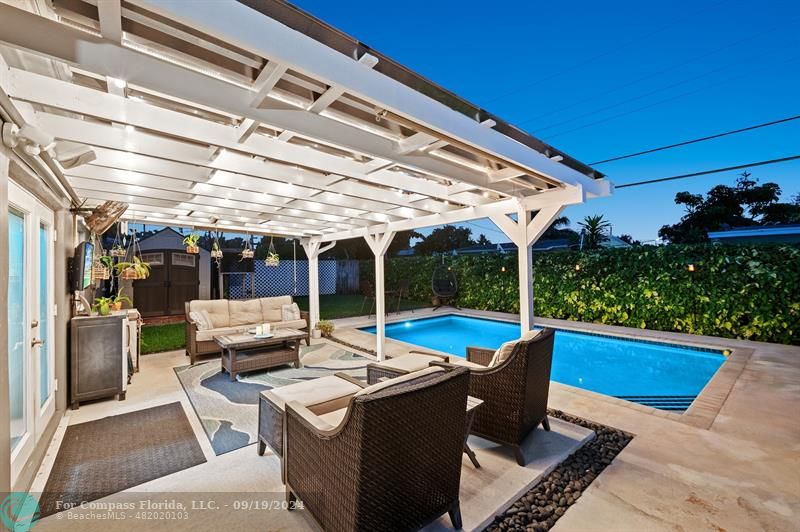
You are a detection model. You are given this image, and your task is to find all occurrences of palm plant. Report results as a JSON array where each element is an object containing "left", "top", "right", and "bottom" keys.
[{"left": 578, "top": 215, "right": 610, "bottom": 249}]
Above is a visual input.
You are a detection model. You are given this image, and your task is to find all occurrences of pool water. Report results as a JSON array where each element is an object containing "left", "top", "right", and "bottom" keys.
[{"left": 362, "top": 315, "right": 726, "bottom": 411}]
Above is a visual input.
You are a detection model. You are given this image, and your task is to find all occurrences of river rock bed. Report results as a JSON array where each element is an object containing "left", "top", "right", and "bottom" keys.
[{"left": 484, "top": 409, "right": 634, "bottom": 532}]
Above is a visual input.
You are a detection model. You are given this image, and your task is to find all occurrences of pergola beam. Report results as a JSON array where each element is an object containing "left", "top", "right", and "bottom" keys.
[{"left": 97, "top": 0, "right": 122, "bottom": 42}]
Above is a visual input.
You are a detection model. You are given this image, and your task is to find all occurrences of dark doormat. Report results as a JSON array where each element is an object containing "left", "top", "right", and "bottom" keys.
[{"left": 38, "top": 402, "right": 206, "bottom": 517}]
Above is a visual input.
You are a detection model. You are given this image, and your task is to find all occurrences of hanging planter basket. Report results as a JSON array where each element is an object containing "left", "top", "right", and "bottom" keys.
[
  {"left": 265, "top": 236, "right": 280, "bottom": 267},
  {"left": 241, "top": 233, "right": 255, "bottom": 260},
  {"left": 92, "top": 263, "right": 111, "bottom": 280},
  {"left": 182, "top": 231, "right": 200, "bottom": 254},
  {"left": 120, "top": 267, "right": 139, "bottom": 281},
  {"left": 110, "top": 247, "right": 127, "bottom": 257},
  {"left": 185, "top": 245, "right": 200, "bottom": 254}
]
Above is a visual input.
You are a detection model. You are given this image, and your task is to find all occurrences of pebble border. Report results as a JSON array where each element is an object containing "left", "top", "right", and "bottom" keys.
[{"left": 485, "top": 409, "right": 634, "bottom": 531}]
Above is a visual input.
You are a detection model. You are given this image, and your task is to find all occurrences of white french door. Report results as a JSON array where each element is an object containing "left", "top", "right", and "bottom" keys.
[{"left": 8, "top": 180, "right": 56, "bottom": 484}]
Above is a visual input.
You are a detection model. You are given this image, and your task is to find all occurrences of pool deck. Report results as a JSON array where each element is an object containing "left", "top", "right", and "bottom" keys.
[{"left": 333, "top": 308, "right": 800, "bottom": 531}]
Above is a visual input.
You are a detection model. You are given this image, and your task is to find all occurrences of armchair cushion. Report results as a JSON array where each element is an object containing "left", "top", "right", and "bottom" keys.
[
  {"left": 379, "top": 353, "right": 448, "bottom": 373},
  {"left": 355, "top": 366, "right": 444, "bottom": 397},
  {"left": 490, "top": 328, "right": 542, "bottom": 367},
  {"left": 317, "top": 407, "right": 348, "bottom": 428},
  {"left": 262, "top": 374, "right": 362, "bottom": 415},
  {"left": 285, "top": 401, "right": 338, "bottom": 432},
  {"left": 448, "top": 358, "right": 485, "bottom": 369},
  {"left": 229, "top": 299, "right": 263, "bottom": 326}
]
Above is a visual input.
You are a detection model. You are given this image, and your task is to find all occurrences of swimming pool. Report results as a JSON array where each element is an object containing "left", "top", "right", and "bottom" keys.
[{"left": 361, "top": 315, "right": 726, "bottom": 411}]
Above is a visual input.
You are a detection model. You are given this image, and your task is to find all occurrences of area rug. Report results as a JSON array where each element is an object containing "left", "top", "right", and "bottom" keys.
[
  {"left": 38, "top": 402, "right": 206, "bottom": 518},
  {"left": 175, "top": 341, "right": 370, "bottom": 455}
]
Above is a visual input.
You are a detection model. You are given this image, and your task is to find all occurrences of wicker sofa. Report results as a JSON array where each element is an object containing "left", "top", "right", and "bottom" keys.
[
  {"left": 184, "top": 296, "right": 310, "bottom": 364},
  {"left": 435, "top": 328, "right": 556, "bottom": 466},
  {"left": 284, "top": 366, "right": 470, "bottom": 531}
]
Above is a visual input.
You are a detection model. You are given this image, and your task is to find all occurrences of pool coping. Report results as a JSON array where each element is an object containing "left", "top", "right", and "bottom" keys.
[{"left": 333, "top": 307, "right": 750, "bottom": 430}]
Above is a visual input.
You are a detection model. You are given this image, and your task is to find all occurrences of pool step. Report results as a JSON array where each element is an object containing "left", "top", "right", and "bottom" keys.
[{"left": 614, "top": 395, "right": 696, "bottom": 412}]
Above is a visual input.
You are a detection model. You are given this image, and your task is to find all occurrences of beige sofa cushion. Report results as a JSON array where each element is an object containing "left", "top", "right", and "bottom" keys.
[
  {"left": 260, "top": 296, "right": 292, "bottom": 322},
  {"left": 449, "top": 358, "right": 485, "bottom": 369},
  {"left": 261, "top": 374, "right": 362, "bottom": 414},
  {"left": 490, "top": 328, "right": 543, "bottom": 367},
  {"left": 189, "top": 299, "right": 229, "bottom": 328},
  {"left": 377, "top": 353, "right": 447, "bottom": 373},
  {"left": 189, "top": 310, "right": 211, "bottom": 331},
  {"left": 229, "top": 299, "right": 263, "bottom": 326},
  {"left": 355, "top": 366, "right": 443, "bottom": 397},
  {"left": 272, "top": 319, "right": 308, "bottom": 331},
  {"left": 196, "top": 326, "right": 249, "bottom": 342}
]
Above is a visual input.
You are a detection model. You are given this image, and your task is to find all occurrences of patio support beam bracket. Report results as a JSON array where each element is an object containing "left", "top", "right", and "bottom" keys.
[
  {"left": 364, "top": 230, "right": 396, "bottom": 361},
  {"left": 301, "top": 239, "right": 335, "bottom": 330},
  {"left": 489, "top": 187, "right": 584, "bottom": 333}
]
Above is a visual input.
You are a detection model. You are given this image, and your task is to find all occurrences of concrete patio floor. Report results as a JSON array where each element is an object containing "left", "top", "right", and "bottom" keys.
[
  {"left": 30, "top": 338, "right": 594, "bottom": 531},
  {"left": 334, "top": 309, "right": 800, "bottom": 531}
]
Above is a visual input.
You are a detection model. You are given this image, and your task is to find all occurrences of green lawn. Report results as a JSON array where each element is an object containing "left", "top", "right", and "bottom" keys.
[
  {"left": 140, "top": 294, "right": 425, "bottom": 354},
  {"left": 294, "top": 294, "right": 427, "bottom": 320},
  {"left": 140, "top": 322, "right": 186, "bottom": 355}
]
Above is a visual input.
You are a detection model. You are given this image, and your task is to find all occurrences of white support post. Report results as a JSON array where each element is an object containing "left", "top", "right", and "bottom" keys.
[
  {"left": 491, "top": 203, "right": 567, "bottom": 335},
  {"left": 301, "top": 239, "right": 335, "bottom": 332},
  {"left": 364, "top": 231, "right": 396, "bottom": 361}
]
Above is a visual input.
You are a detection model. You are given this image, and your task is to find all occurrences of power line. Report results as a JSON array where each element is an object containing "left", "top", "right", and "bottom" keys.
[
  {"left": 590, "top": 115, "right": 800, "bottom": 165},
  {"left": 615, "top": 154, "right": 800, "bottom": 189}
]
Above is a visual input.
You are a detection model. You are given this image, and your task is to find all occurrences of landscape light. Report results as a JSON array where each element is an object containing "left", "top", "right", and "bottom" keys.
[
  {"left": 687, "top": 263, "right": 696, "bottom": 272},
  {"left": 575, "top": 264, "right": 581, "bottom": 272},
  {"left": 500, "top": 266, "right": 506, "bottom": 272}
]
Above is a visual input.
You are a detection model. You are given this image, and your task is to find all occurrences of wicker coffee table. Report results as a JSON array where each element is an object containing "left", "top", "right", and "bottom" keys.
[{"left": 215, "top": 329, "right": 306, "bottom": 381}]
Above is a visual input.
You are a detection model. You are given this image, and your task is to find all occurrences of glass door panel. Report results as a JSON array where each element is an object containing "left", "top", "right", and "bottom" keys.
[{"left": 8, "top": 208, "right": 27, "bottom": 452}]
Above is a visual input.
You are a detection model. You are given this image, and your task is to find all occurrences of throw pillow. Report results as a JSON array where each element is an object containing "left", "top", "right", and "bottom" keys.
[
  {"left": 200, "top": 309, "right": 215, "bottom": 330},
  {"left": 189, "top": 311, "right": 210, "bottom": 331},
  {"left": 489, "top": 328, "right": 543, "bottom": 367},
  {"left": 281, "top": 303, "right": 301, "bottom": 322}
]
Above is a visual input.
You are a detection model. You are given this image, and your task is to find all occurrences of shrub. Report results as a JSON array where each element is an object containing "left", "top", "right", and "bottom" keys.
[{"left": 362, "top": 244, "right": 799, "bottom": 345}]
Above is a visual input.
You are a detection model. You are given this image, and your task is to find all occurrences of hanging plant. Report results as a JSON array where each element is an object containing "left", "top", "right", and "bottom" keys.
[
  {"left": 110, "top": 224, "right": 127, "bottom": 257},
  {"left": 115, "top": 256, "right": 151, "bottom": 280},
  {"left": 211, "top": 240, "right": 223, "bottom": 260},
  {"left": 241, "top": 233, "right": 254, "bottom": 260},
  {"left": 183, "top": 232, "right": 200, "bottom": 254},
  {"left": 265, "top": 236, "right": 280, "bottom": 267}
]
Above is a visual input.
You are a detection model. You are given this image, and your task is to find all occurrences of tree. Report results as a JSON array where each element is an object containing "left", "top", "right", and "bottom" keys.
[
  {"left": 659, "top": 173, "right": 800, "bottom": 243},
  {"left": 414, "top": 225, "right": 475, "bottom": 255},
  {"left": 578, "top": 215, "right": 610, "bottom": 249},
  {"left": 475, "top": 233, "right": 492, "bottom": 246},
  {"left": 388, "top": 230, "right": 423, "bottom": 256},
  {"left": 541, "top": 215, "right": 580, "bottom": 244},
  {"left": 618, "top": 234, "right": 641, "bottom": 246}
]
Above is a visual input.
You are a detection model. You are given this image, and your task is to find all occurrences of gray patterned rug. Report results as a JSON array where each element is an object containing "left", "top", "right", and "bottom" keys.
[{"left": 175, "top": 342, "right": 370, "bottom": 455}]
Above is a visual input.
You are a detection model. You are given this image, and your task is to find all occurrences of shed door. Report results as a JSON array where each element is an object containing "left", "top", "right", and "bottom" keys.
[
  {"left": 133, "top": 250, "right": 199, "bottom": 317},
  {"left": 168, "top": 252, "right": 199, "bottom": 315}
]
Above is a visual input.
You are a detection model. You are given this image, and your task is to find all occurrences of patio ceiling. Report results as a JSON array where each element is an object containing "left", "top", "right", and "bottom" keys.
[{"left": 0, "top": 0, "right": 611, "bottom": 241}]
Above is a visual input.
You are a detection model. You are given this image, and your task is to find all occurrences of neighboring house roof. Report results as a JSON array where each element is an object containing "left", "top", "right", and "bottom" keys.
[
  {"left": 600, "top": 235, "right": 632, "bottom": 249},
  {"left": 708, "top": 224, "right": 800, "bottom": 243},
  {"left": 453, "top": 239, "right": 570, "bottom": 255}
]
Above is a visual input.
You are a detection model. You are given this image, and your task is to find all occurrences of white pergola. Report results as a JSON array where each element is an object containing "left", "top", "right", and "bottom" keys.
[{"left": 0, "top": 0, "right": 612, "bottom": 359}]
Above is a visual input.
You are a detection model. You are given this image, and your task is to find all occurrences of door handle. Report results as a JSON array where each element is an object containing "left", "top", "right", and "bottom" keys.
[
  {"left": 31, "top": 319, "right": 39, "bottom": 328},
  {"left": 31, "top": 338, "right": 45, "bottom": 347}
]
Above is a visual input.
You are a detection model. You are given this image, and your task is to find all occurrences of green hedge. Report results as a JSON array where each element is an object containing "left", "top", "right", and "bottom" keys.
[{"left": 362, "top": 244, "right": 800, "bottom": 345}]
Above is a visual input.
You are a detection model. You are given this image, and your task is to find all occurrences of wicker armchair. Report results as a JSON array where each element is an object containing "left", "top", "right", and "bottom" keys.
[
  {"left": 284, "top": 367, "right": 470, "bottom": 531},
  {"left": 437, "top": 327, "right": 555, "bottom": 466}
]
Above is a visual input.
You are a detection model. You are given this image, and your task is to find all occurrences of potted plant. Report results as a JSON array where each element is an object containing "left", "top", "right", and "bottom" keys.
[
  {"left": 112, "top": 290, "right": 132, "bottom": 311},
  {"left": 110, "top": 244, "right": 127, "bottom": 257},
  {"left": 183, "top": 233, "right": 200, "bottom": 254},
  {"left": 93, "top": 296, "right": 113, "bottom": 316},
  {"left": 265, "top": 251, "right": 280, "bottom": 267},
  {"left": 316, "top": 320, "right": 334, "bottom": 338},
  {"left": 115, "top": 256, "right": 151, "bottom": 280}
]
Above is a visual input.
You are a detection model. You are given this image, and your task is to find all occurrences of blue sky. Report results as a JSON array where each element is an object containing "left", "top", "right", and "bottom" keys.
[{"left": 292, "top": 0, "right": 800, "bottom": 243}]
